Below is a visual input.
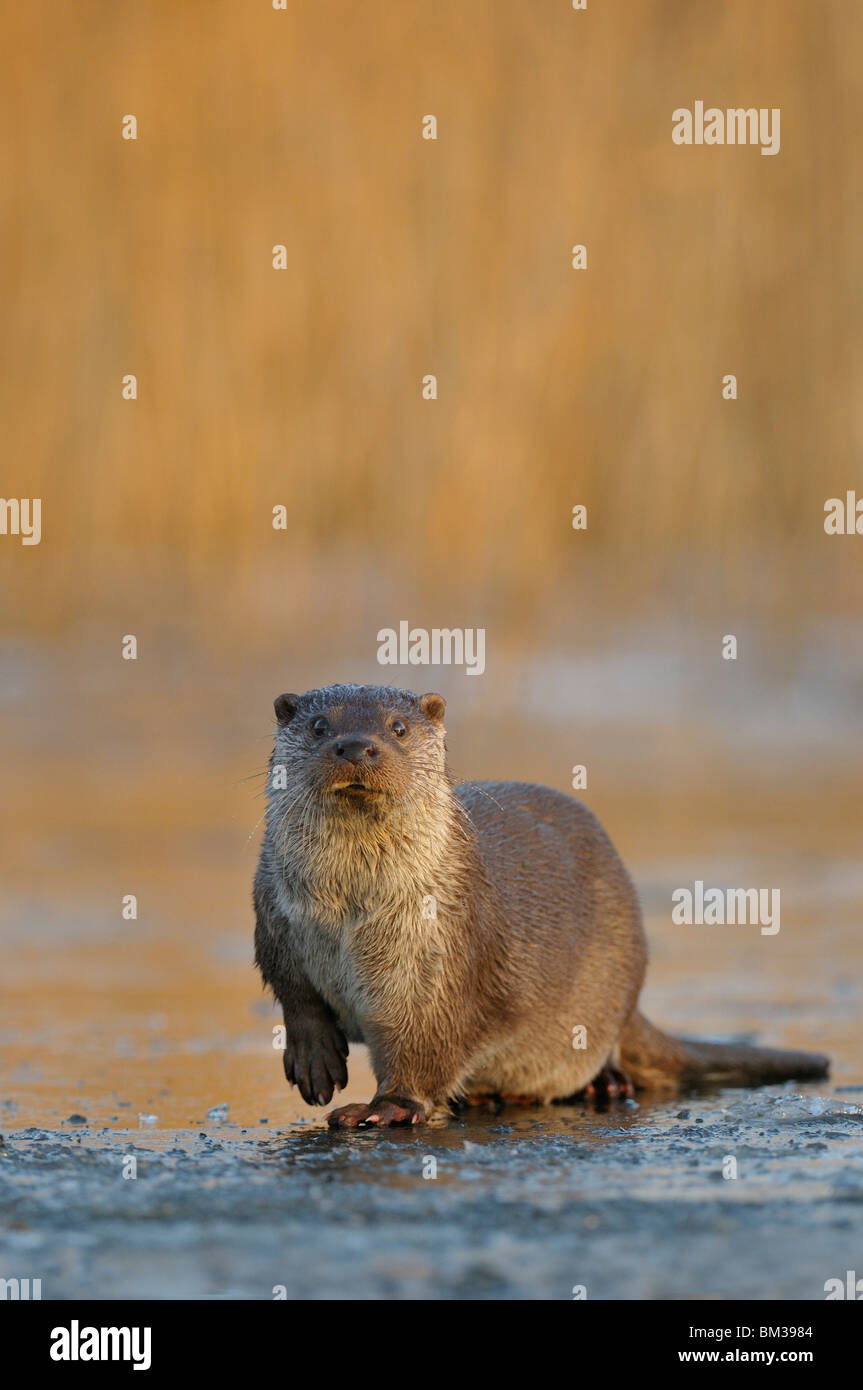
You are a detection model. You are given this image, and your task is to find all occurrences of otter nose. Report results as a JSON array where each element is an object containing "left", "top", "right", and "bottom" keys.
[{"left": 334, "top": 736, "right": 379, "bottom": 764}]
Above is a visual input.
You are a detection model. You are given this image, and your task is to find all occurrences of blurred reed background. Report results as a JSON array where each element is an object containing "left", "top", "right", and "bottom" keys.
[
  {"left": 1, "top": 0, "right": 861, "bottom": 646},
  {"left": 2, "top": 1, "right": 862, "bottom": 1128}
]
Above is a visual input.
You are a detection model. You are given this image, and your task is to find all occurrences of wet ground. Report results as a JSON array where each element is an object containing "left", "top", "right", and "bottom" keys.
[
  {"left": 1, "top": 634, "right": 861, "bottom": 1299},
  {"left": 3, "top": 1087, "right": 863, "bottom": 1300}
]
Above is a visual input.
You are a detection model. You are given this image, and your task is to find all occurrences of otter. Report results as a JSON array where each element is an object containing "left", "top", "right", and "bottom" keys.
[{"left": 253, "top": 683, "right": 829, "bottom": 1128}]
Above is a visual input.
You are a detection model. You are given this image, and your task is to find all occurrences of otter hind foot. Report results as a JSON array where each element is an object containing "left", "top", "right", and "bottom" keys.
[{"left": 569, "top": 1065, "right": 634, "bottom": 1103}]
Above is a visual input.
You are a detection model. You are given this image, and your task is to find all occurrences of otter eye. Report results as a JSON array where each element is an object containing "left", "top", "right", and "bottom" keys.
[
  {"left": 311, "top": 716, "right": 329, "bottom": 737},
  {"left": 391, "top": 719, "right": 407, "bottom": 738}
]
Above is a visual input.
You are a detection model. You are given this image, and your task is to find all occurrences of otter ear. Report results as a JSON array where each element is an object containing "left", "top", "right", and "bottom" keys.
[
  {"left": 420, "top": 692, "right": 446, "bottom": 725},
  {"left": 274, "top": 692, "right": 300, "bottom": 725}
]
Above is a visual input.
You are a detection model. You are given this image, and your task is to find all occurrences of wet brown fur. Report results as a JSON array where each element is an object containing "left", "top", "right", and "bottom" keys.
[{"left": 253, "top": 684, "right": 829, "bottom": 1125}]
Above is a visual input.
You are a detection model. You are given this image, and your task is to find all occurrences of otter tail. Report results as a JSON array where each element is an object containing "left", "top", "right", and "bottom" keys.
[{"left": 619, "top": 1011, "right": 829, "bottom": 1092}]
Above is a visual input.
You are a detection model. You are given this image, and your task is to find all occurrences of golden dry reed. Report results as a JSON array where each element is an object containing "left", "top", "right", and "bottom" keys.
[{"left": 1, "top": 1, "right": 860, "bottom": 642}]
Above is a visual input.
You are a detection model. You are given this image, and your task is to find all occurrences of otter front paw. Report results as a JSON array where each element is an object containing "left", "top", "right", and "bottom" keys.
[
  {"left": 326, "top": 1096, "right": 426, "bottom": 1129},
  {"left": 283, "top": 1016, "right": 349, "bottom": 1107}
]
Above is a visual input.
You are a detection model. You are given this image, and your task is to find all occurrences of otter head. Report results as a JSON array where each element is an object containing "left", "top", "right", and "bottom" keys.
[{"left": 270, "top": 683, "right": 448, "bottom": 820}]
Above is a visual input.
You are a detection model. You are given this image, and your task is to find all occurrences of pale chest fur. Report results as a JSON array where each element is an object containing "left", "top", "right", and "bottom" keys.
[
  {"left": 267, "top": 780, "right": 469, "bottom": 1034},
  {"left": 273, "top": 840, "right": 453, "bottom": 1042}
]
